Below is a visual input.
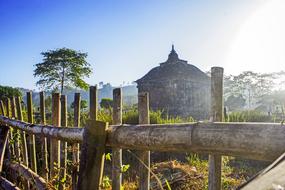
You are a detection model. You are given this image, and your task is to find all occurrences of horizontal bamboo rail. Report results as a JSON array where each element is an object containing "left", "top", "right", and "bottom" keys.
[
  {"left": 0, "top": 176, "right": 21, "bottom": 190},
  {"left": 107, "top": 122, "right": 285, "bottom": 161},
  {"left": 0, "top": 115, "right": 83, "bottom": 142},
  {"left": 4, "top": 160, "right": 48, "bottom": 190},
  {"left": 1, "top": 115, "right": 285, "bottom": 162}
]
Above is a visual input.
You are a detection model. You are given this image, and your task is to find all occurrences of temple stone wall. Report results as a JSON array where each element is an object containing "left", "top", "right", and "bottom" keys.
[{"left": 136, "top": 46, "right": 210, "bottom": 120}]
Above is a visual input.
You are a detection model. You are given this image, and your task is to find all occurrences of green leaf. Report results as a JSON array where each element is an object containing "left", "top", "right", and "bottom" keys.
[
  {"left": 165, "top": 179, "right": 172, "bottom": 190},
  {"left": 106, "top": 153, "right": 112, "bottom": 161},
  {"left": 121, "top": 164, "right": 130, "bottom": 173}
]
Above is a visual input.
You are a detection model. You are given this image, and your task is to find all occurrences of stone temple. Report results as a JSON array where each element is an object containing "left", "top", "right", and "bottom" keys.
[{"left": 136, "top": 45, "right": 210, "bottom": 119}]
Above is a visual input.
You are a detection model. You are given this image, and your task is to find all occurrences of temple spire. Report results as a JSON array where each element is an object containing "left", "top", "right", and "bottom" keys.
[{"left": 167, "top": 44, "right": 179, "bottom": 62}]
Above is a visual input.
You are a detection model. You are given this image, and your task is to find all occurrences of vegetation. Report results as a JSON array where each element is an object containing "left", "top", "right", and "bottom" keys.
[
  {"left": 0, "top": 85, "right": 22, "bottom": 100},
  {"left": 70, "top": 99, "right": 88, "bottom": 111},
  {"left": 34, "top": 48, "right": 92, "bottom": 94},
  {"left": 6, "top": 69, "right": 284, "bottom": 189},
  {"left": 3, "top": 94, "right": 274, "bottom": 190},
  {"left": 224, "top": 71, "right": 285, "bottom": 111},
  {"left": 226, "top": 110, "right": 273, "bottom": 122},
  {"left": 100, "top": 98, "right": 113, "bottom": 109}
]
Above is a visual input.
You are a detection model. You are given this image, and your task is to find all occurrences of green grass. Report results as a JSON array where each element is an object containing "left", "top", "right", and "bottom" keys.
[{"left": 226, "top": 110, "right": 273, "bottom": 122}]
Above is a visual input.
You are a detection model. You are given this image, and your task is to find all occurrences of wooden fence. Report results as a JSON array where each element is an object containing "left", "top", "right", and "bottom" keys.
[{"left": 0, "top": 67, "right": 284, "bottom": 190}]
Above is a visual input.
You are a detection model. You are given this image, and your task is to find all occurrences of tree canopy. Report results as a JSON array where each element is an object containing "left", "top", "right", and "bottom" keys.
[
  {"left": 100, "top": 98, "right": 113, "bottom": 109},
  {"left": 0, "top": 85, "right": 22, "bottom": 100},
  {"left": 34, "top": 48, "right": 92, "bottom": 94},
  {"left": 224, "top": 71, "right": 285, "bottom": 111},
  {"left": 71, "top": 99, "right": 88, "bottom": 110}
]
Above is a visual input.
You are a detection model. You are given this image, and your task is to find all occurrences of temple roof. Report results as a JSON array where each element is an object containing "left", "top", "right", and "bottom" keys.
[{"left": 136, "top": 46, "right": 209, "bottom": 83}]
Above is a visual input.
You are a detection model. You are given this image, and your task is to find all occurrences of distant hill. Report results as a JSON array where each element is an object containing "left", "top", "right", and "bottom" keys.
[{"left": 20, "top": 84, "right": 138, "bottom": 108}]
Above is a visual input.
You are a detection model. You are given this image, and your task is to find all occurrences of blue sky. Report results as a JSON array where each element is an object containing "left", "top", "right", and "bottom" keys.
[{"left": 0, "top": 0, "right": 277, "bottom": 90}]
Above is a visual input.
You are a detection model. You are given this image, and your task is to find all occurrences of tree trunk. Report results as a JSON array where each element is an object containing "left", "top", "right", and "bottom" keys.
[{"left": 61, "top": 63, "right": 65, "bottom": 94}]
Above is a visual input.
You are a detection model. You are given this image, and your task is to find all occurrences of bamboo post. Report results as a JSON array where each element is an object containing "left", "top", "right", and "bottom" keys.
[
  {"left": 89, "top": 86, "right": 98, "bottom": 120},
  {"left": 0, "top": 125, "right": 10, "bottom": 172},
  {"left": 27, "top": 92, "right": 37, "bottom": 173},
  {"left": 5, "top": 98, "right": 10, "bottom": 118},
  {"left": 50, "top": 93, "right": 61, "bottom": 178},
  {"left": 5, "top": 98, "right": 15, "bottom": 158},
  {"left": 39, "top": 92, "right": 49, "bottom": 181},
  {"left": 13, "top": 98, "right": 29, "bottom": 190},
  {"left": 0, "top": 100, "right": 5, "bottom": 116},
  {"left": 10, "top": 97, "right": 16, "bottom": 119},
  {"left": 10, "top": 97, "right": 21, "bottom": 162},
  {"left": 72, "top": 93, "right": 81, "bottom": 190},
  {"left": 208, "top": 67, "right": 224, "bottom": 190},
  {"left": 15, "top": 97, "right": 28, "bottom": 166},
  {"left": 59, "top": 95, "right": 67, "bottom": 190},
  {"left": 138, "top": 92, "right": 150, "bottom": 190},
  {"left": 77, "top": 120, "right": 108, "bottom": 190},
  {"left": 112, "top": 88, "right": 122, "bottom": 190}
]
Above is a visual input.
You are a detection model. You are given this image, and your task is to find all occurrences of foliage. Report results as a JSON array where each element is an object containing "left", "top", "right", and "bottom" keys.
[
  {"left": 225, "top": 95, "right": 246, "bottom": 111},
  {"left": 224, "top": 71, "right": 281, "bottom": 110},
  {"left": 100, "top": 98, "right": 113, "bottom": 109},
  {"left": 101, "top": 176, "right": 111, "bottom": 189},
  {"left": 105, "top": 153, "right": 112, "bottom": 161},
  {"left": 34, "top": 48, "right": 92, "bottom": 93},
  {"left": 70, "top": 99, "right": 88, "bottom": 110},
  {"left": 122, "top": 109, "right": 195, "bottom": 124},
  {"left": 45, "top": 95, "right": 52, "bottom": 112},
  {"left": 121, "top": 164, "right": 130, "bottom": 173},
  {"left": 226, "top": 110, "right": 272, "bottom": 122},
  {"left": 257, "top": 90, "right": 285, "bottom": 114},
  {"left": 97, "top": 109, "right": 112, "bottom": 123},
  {"left": 184, "top": 154, "right": 255, "bottom": 190},
  {"left": 0, "top": 85, "right": 22, "bottom": 100}
]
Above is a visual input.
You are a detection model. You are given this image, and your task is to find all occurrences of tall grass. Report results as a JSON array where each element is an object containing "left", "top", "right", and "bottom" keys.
[
  {"left": 122, "top": 109, "right": 195, "bottom": 124},
  {"left": 226, "top": 110, "right": 272, "bottom": 122}
]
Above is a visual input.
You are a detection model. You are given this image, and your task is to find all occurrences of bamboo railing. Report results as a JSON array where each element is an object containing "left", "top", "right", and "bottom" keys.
[{"left": 0, "top": 67, "right": 283, "bottom": 190}]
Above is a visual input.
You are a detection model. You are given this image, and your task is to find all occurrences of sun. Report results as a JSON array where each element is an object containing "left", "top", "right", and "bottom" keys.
[{"left": 225, "top": 0, "right": 285, "bottom": 75}]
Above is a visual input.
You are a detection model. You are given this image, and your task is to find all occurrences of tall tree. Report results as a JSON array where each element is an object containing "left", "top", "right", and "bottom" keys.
[
  {"left": 224, "top": 71, "right": 276, "bottom": 109},
  {"left": 34, "top": 48, "right": 92, "bottom": 94}
]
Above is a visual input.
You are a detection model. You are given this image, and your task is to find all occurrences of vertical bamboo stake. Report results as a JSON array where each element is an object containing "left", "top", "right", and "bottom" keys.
[
  {"left": 5, "top": 98, "right": 15, "bottom": 158},
  {"left": 208, "top": 67, "right": 224, "bottom": 190},
  {"left": 15, "top": 97, "right": 28, "bottom": 166},
  {"left": 72, "top": 93, "right": 81, "bottom": 190},
  {"left": 77, "top": 120, "right": 108, "bottom": 190},
  {"left": 0, "top": 125, "right": 9, "bottom": 172},
  {"left": 15, "top": 96, "right": 29, "bottom": 189},
  {"left": 27, "top": 92, "right": 37, "bottom": 173},
  {"left": 50, "top": 93, "right": 61, "bottom": 178},
  {"left": 5, "top": 98, "right": 10, "bottom": 118},
  {"left": 0, "top": 100, "right": 5, "bottom": 116},
  {"left": 138, "top": 92, "right": 150, "bottom": 190},
  {"left": 59, "top": 95, "right": 67, "bottom": 190},
  {"left": 112, "top": 88, "right": 123, "bottom": 190},
  {"left": 10, "top": 97, "right": 16, "bottom": 118},
  {"left": 89, "top": 86, "right": 98, "bottom": 120},
  {"left": 39, "top": 92, "right": 49, "bottom": 181},
  {"left": 10, "top": 97, "right": 21, "bottom": 162}
]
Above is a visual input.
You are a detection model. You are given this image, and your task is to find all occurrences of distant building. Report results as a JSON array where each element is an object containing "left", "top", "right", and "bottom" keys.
[{"left": 136, "top": 45, "right": 210, "bottom": 119}]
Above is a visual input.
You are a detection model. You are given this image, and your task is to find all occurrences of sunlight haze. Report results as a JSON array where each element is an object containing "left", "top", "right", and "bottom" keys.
[
  {"left": 226, "top": 0, "right": 285, "bottom": 75},
  {"left": 0, "top": 0, "right": 282, "bottom": 89}
]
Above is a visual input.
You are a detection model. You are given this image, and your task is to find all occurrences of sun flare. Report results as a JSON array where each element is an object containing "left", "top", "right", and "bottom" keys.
[{"left": 226, "top": 0, "right": 285, "bottom": 75}]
